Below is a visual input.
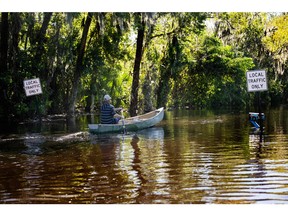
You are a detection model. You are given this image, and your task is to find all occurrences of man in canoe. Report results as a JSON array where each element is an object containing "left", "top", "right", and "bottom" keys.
[{"left": 100, "top": 94, "right": 123, "bottom": 124}]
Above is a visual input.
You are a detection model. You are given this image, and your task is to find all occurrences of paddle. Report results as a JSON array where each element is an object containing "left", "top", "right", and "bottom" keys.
[{"left": 121, "top": 109, "right": 126, "bottom": 134}]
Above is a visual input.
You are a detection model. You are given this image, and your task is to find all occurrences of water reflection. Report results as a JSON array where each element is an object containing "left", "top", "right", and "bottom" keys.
[
  {"left": 108, "top": 127, "right": 169, "bottom": 203},
  {"left": 1, "top": 108, "right": 288, "bottom": 203}
]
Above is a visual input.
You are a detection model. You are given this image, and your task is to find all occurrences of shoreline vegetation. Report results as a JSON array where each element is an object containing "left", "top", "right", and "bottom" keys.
[{"left": 1, "top": 12, "right": 288, "bottom": 123}]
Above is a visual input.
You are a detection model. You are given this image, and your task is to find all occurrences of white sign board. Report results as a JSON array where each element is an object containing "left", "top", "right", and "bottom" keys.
[
  {"left": 23, "top": 78, "right": 43, "bottom": 96},
  {"left": 246, "top": 70, "right": 268, "bottom": 92}
]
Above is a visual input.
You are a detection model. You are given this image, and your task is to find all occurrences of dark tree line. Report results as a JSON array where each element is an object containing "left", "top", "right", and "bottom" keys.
[{"left": 1, "top": 12, "right": 288, "bottom": 122}]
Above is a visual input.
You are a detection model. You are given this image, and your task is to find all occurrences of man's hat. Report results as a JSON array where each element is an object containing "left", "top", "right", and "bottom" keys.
[{"left": 104, "top": 94, "right": 111, "bottom": 101}]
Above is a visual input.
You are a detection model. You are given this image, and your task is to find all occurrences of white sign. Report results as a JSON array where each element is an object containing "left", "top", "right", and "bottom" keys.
[
  {"left": 246, "top": 70, "right": 268, "bottom": 92},
  {"left": 23, "top": 78, "right": 43, "bottom": 96}
]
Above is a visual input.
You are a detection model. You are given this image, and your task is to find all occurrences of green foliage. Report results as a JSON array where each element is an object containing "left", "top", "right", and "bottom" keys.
[
  {"left": 1, "top": 12, "right": 288, "bottom": 122},
  {"left": 269, "top": 80, "right": 284, "bottom": 105},
  {"left": 183, "top": 35, "right": 254, "bottom": 109},
  {"left": 212, "top": 12, "right": 288, "bottom": 108},
  {"left": 262, "top": 14, "right": 288, "bottom": 53}
]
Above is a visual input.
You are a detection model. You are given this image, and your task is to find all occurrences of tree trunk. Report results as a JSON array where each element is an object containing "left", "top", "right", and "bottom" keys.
[
  {"left": 68, "top": 12, "right": 92, "bottom": 116},
  {"left": 10, "top": 13, "right": 22, "bottom": 109},
  {"left": 87, "top": 72, "right": 97, "bottom": 113},
  {"left": 0, "top": 12, "right": 9, "bottom": 81},
  {"left": 129, "top": 13, "right": 145, "bottom": 117},
  {"left": 35, "top": 12, "right": 52, "bottom": 78},
  {"left": 157, "top": 35, "right": 180, "bottom": 109},
  {"left": 37, "top": 13, "right": 52, "bottom": 45},
  {"left": 142, "top": 24, "right": 155, "bottom": 113},
  {"left": 157, "top": 75, "right": 170, "bottom": 108},
  {"left": 0, "top": 12, "right": 9, "bottom": 117},
  {"left": 143, "top": 71, "right": 153, "bottom": 113}
]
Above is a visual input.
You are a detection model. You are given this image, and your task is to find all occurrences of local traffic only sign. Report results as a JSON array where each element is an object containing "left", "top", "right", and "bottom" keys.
[
  {"left": 23, "top": 78, "right": 43, "bottom": 96},
  {"left": 246, "top": 69, "right": 267, "bottom": 139},
  {"left": 246, "top": 70, "right": 268, "bottom": 92}
]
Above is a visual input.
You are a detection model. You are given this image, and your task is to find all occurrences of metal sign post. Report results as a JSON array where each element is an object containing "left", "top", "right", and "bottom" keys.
[{"left": 246, "top": 70, "right": 268, "bottom": 142}]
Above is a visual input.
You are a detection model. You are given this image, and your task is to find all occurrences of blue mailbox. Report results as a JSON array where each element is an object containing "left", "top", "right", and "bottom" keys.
[{"left": 249, "top": 112, "right": 265, "bottom": 129}]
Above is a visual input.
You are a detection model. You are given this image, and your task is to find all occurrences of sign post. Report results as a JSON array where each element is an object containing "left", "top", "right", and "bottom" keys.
[
  {"left": 246, "top": 70, "right": 268, "bottom": 141},
  {"left": 23, "top": 78, "right": 43, "bottom": 120}
]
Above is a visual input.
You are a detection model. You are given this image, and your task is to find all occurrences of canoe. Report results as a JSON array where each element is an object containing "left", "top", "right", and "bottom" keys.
[{"left": 88, "top": 107, "right": 164, "bottom": 134}]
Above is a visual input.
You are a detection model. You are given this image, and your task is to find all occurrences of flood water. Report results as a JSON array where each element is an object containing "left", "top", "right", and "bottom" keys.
[{"left": 1, "top": 107, "right": 288, "bottom": 204}]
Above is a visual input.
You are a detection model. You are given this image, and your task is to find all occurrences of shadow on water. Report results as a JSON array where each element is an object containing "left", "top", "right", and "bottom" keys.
[
  {"left": 0, "top": 115, "right": 91, "bottom": 156},
  {"left": 0, "top": 114, "right": 89, "bottom": 137},
  {"left": 0, "top": 131, "right": 89, "bottom": 155}
]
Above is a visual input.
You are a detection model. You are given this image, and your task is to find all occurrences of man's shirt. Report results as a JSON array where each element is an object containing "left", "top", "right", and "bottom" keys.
[{"left": 100, "top": 103, "right": 116, "bottom": 124}]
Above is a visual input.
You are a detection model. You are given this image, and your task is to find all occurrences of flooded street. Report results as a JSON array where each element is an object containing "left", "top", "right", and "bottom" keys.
[{"left": 1, "top": 107, "right": 288, "bottom": 204}]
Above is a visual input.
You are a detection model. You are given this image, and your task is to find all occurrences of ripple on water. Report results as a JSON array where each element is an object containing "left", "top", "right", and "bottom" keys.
[{"left": 1, "top": 110, "right": 288, "bottom": 203}]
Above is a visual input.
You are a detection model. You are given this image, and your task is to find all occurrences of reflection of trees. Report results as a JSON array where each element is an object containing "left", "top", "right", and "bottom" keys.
[
  {"left": 161, "top": 110, "right": 275, "bottom": 203},
  {"left": 162, "top": 111, "right": 231, "bottom": 203},
  {"left": 115, "top": 127, "right": 170, "bottom": 203},
  {"left": 129, "top": 135, "right": 147, "bottom": 203},
  {"left": 0, "top": 134, "right": 126, "bottom": 203},
  {"left": 1, "top": 108, "right": 288, "bottom": 203},
  {"left": 266, "top": 106, "right": 288, "bottom": 134}
]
